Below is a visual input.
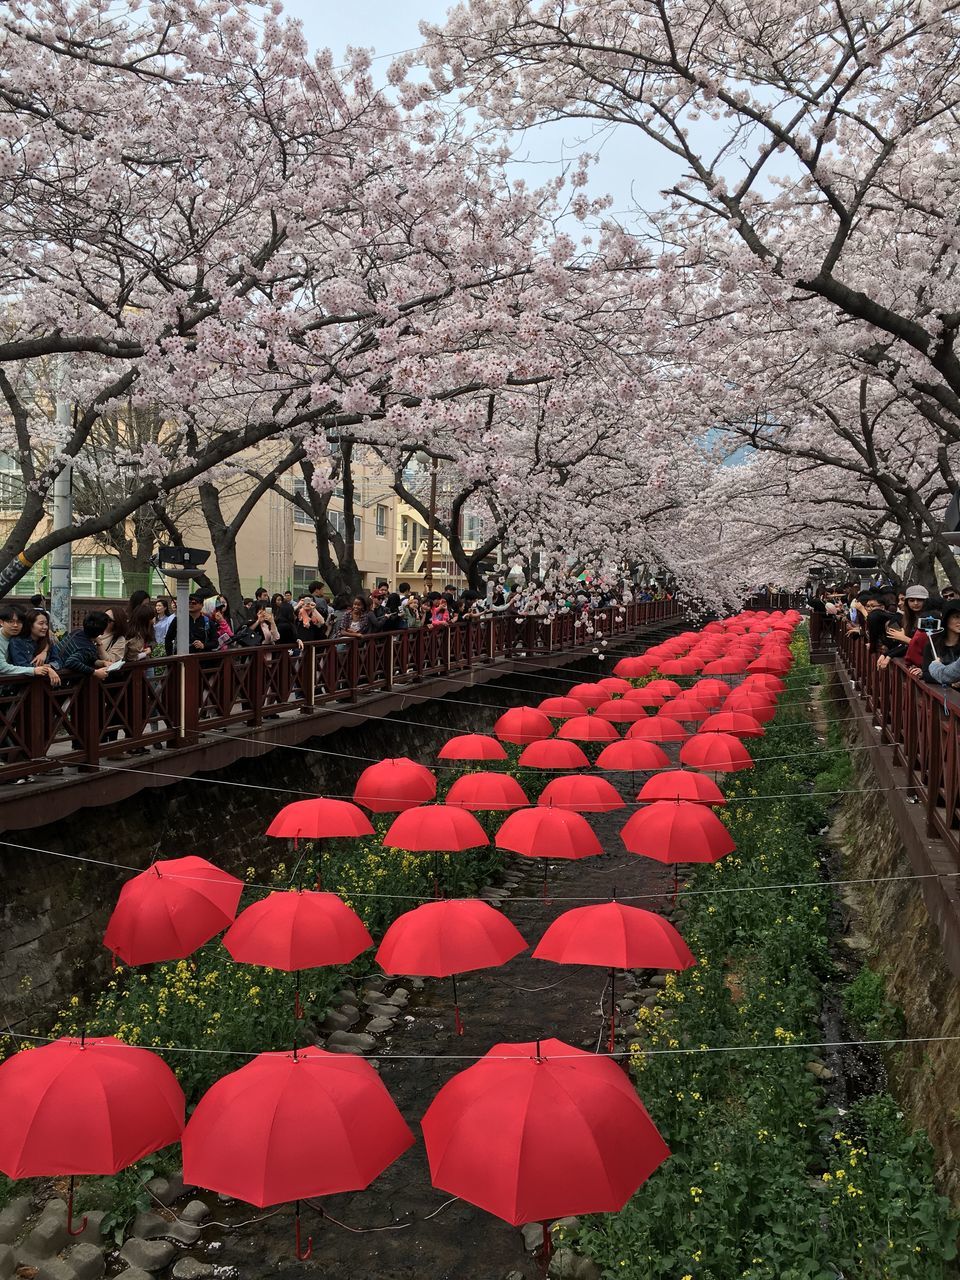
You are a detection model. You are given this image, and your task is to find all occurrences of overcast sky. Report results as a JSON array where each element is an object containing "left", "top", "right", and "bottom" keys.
[{"left": 281, "top": 0, "right": 688, "bottom": 226}]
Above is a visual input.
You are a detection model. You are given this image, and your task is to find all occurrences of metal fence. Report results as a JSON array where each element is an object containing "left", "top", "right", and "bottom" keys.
[{"left": 0, "top": 600, "right": 681, "bottom": 784}]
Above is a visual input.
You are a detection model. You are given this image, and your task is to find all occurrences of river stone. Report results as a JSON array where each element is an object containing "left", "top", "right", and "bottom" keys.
[
  {"left": 115, "top": 1270, "right": 154, "bottom": 1280},
  {"left": 119, "top": 1238, "right": 177, "bottom": 1272},
  {"left": 171, "top": 1260, "right": 215, "bottom": 1279},
  {"left": 384, "top": 988, "right": 409, "bottom": 1005},
  {"left": 34, "top": 1260, "right": 78, "bottom": 1280},
  {"left": 521, "top": 1223, "right": 544, "bottom": 1252},
  {"left": 407, "top": 976, "right": 425, "bottom": 990},
  {"left": 20, "top": 1200, "right": 71, "bottom": 1260},
  {"left": 0, "top": 1244, "right": 15, "bottom": 1280},
  {"left": 179, "top": 1201, "right": 211, "bottom": 1225},
  {"left": 145, "top": 1174, "right": 188, "bottom": 1207},
  {"left": 365, "top": 1016, "right": 394, "bottom": 1034},
  {"left": 548, "top": 1248, "right": 600, "bottom": 1279},
  {"left": 322, "top": 1006, "right": 359, "bottom": 1032},
  {"left": 0, "top": 1195, "right": 33, "bottom": 1244},
  {"left": 364, "top": 1002, "right": 400, "bottom": 1019},
  {"left": 159, "top": 1219, "right": 201, "bottom": 1246},
  {"left": 131, "top": 1212, "right": 167, "bottom": 1240},
  {"left": 64, "top": 1242, "right": 106, "bottom": 1280},
  {"left": 324, "top": 1031, "right": 376, "bottom": 1054}
]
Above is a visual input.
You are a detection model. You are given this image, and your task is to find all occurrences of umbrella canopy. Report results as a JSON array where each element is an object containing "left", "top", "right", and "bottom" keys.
[
  {"left": 0, "top": 1036, "right": 184, "bottom": 1180},
  {"left": 223, "top": 890, "right": 373, "bottom": 971},
  {"left": 595, "top": 677, "right": 632, "bottom": 694},
  {"left": 637, "top": 770, "right": 726, "bottom": 806},
  {"left": 566, "top": 683, "right": 607, "bottom": 710},
  {"left": 643, "top": 679, "right": 682, "bottom": 697},
  {"left": 421, "top": 1038, "right": 670, "bottom": 1224},
  {"left": 557, "top": 715, "right": 620, "bottom": 743},
  {"left": 534, "top": 903, "right": 695, "bottom": 971},
  {"left": 699, "top": 711, "right": 765, "bottom": 738},
  {"left": 494, "top": 707, "right": 554, "bottom": 745},
  {"left": 679, "top": 732, "right": 754, "bottom": 773},
  {"left": 622, "top": 686, "right": 666, "bottom": 708},
  {"left": 518, "top": 739, "right": 591, "bottom": 770},
  {"left": 538, "top": 696, "right": 589, "bottom": 720},
  {"left": 438, "top": 734, "right": 508, "bottom": 762},
  {"left": 660, "top": 698, "right": 711, "bottom": 723},
  {"left": 658, "top": 658, "right": 701, "bottom": 676},
  {"left": 612, "top": 656, "right": 655, "bottom": 678},
  {"left": 595, "top": 739, "right": 671, "bottom": 771},
  {"left": 626, "top": 717, "right": 688, "bottom": 744},
  {"left": 383, "top": 805, "right": 489, "bottom": 853},
  {"left": 620, "top": 800, "right": 735, "bottom": 864},
  {"left": 724, "top": 692, "right": 778, "bottom": 723},
  {"left": 353, "top": 757, "right": 436, "bottom": 813},
  {"left": 445, "top": 773, "right": 530, "bottom": 811},
  {"left": 593, "top": 699, "right": 648, "bottom": 724},
  {"left": 741, "top": 674, "right": 786, "bottom": 694},
  {"left": 496, "top": 808, "right": 602, "bottom": 860},
  {"left": 538, "top": 775, "right": 625, "bottom": 813},
  {"left": 693, "top": 679, "right": 732, "bottom": 702},
  {"left": 182, "top": 1049, "right": 413, "bottom": 1207},
  {"left": 103, "top": 856, "right": 244, "bottom": 966},
  {"left": 266, "top": 798, "right": 374, "bottom": 841},
  {"left": 377, "top": 899, "right": 527, "bottom": 978}
]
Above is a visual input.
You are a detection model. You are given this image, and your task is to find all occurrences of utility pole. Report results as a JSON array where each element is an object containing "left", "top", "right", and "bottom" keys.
[
  {"left": 49, "top": 361, "right": 73, "bottom": 634},
  {"left": 425, "top": 455, "right": 439, "bottom": 593}
]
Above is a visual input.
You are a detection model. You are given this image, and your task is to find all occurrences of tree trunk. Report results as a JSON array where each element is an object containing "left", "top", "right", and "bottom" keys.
[{"left": 199, "top": 482, "right": 244, "bottom": 617}]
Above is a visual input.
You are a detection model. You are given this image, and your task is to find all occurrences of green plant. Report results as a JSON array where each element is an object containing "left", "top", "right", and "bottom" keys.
[
  {"left": 82, "top": 1157, "right": 160, "bottom": 1245},
  {"left": 843, "top": 965, "right": 904, "bottom": 1041}
]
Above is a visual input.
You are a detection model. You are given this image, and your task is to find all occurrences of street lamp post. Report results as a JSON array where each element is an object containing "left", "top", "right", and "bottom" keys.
[{"left": 425, "top": 455, "right": 439, "bottom": 593}]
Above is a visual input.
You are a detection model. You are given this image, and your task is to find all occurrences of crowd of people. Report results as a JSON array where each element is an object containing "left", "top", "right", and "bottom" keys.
[{"left": 809, "top": 580, "right": 960, "bottom": 687}]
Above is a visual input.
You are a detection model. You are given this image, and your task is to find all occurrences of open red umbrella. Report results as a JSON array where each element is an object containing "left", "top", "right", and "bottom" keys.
[
  {"left": 353, "top": 757, "right": 436, "bottom": 812},
  {"left": 679, "top": 731, "right": 754, "bottom": 773},
  {"left": 421, "top": 1037, "right": 669, "bottom": 1253},
  {"left": 518, "top": 739, "right": 591, "bottom": 770},
  {"left": 384, "top": 804, "right": 489, "bottom": 893},
  {"left": 377, "top": 899, "right": 527, "bottom": 1033},
  {"left": 724, "top": 692, "right": 778, "bottom": 723},
  {"left": 494, "top": 707, "right": 554, "bottom": 745},
  {"left": 557, "top": 715, "right": 620, "bottom": 742},
  {"left": 593, "top": 698, "right": 647, "bottom": 724},
  {"left": 613, "top": 656, "right": 655, "bottom": 677},
  {"left": 496, "top": 807, "right": 602, "bottom": 895},
  {"left": 699, "top": 711, "right": 765, "bottom": 738},
  {"left": 660, "top": 698, "right": 710, "bottom": 723},
  {"left": 595, "top": 739, "right": 671, "bottom": 771},
  {"left": 658, "top": 658, "right": 701, "bottom": 676},
  {"left": 534, "top": 903, "right": 695, "bottom": 1048},
  {"left": 622, "top": 686, "right": 666, "bottom": 708},
  {"left": 0, "top": 1036, "right": 185, "bottom": 1235},
  {"left": 626, "top": 717, "right": 688, "bottom": 744},
  {"left": 438, "top": 734, "right": 508, "bottom": 762},
  {"left": 182, "top": 1048, "right": 413, "bottom": 1259},
  {"left": 637, "top": 770, "right": 726, "bottom": 806},
  {"left": 620, "top": 799, "right": 736, "bottom": 897},
  {"left": 644, "top": 679, "right": 682, "bottom": 697},
  {"left": 103, "top": 856, "right": 244, "bottom": 967},
  {"left": 596, "top": 676, "right": 632, "bottom": 695},
  {"left": 223, "top": 890, "right": 373, "bottom": 1017},
  {"left": 566, "top": 683, "right": 607, "bottom": 710},
  {"left": 538, "top": 775, "right": 625, "bottom": 812},
  {"left": 267, "top": 798, "right": 374, "bottom": 890},
  {"left": 741, "top": 673, "right": 786, "bottom": 694},
  {"left": 693, "top": 679, "right": 732, "bottom": 702},
  {"left": 445, "top": 773, "right": 530, "bottom": 811},
  {"left": 538, "top": 696, "right": 588, "bottom": 719}
]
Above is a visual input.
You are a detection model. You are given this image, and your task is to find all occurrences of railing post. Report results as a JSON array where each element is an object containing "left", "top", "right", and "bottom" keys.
[
  {"left": 305, "top": 643, "right": 316, "bottom": 710},
  {"left": 386, "top": 635, "right": 395, "bottom": 690}
]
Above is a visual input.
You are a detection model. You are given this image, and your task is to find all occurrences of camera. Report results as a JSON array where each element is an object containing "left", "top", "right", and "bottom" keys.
[{"left": 919, "top": 615, "right": 943, "bottom": 635}]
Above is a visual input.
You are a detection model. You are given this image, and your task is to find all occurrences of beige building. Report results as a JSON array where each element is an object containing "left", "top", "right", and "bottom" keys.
[{"left": 395, "top": 498, "right": 486, "bottom": 594}]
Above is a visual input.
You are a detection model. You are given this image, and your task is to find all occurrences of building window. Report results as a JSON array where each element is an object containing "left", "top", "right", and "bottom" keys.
[
  {"left": 72, "top": 555, "right": 123, "bottom": 597},
  {"left": 0, "top": 454, "right": 25, "bottom": 513},
  {"left": 329, "top": 511, "right": 362, "bottom": 541},
  {"left": 375, "top": 504, "right": 387, "bottom": 537},
  {"left": 293, "top": 564, "right": 319, "bottom": 594},
  {"left": 401, "top": 515, "right": 409, "bottom": 542},
  {"left": 291, "top": 477, "right": 313, "bottom": 526}
]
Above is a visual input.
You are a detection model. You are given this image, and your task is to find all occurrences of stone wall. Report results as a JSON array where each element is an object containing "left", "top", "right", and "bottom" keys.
[
  {"left": 828, "top": 668, "right": 960, "bottom": 1199},
  {"left": 0, "top": 662, "right": 599, "bottom": 1031}
]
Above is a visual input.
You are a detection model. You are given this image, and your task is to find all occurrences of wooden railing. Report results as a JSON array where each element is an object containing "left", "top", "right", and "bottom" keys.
[
  {"left": 0, "top": 601, "right": 681, "bottom": 784},
  {"left": 833, "top": 621, "right": 960, "bottom": 865}
]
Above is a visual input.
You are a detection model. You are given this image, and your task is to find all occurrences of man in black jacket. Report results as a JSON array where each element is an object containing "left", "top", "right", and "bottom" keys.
[
  {"left": 164, "top": 593, "right": 217, "bottom": 655},
  {"left": 58, "top": 612, "right": 111, "bottom": 679}
]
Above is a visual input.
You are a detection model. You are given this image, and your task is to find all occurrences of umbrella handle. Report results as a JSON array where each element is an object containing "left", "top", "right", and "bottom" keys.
[
  {"left": 607, "top": 967, "right": 616, "bottom": 1054},
  {"left": 295, "top": 1202, "right": 312, "bottom": 1261},
  {"left": 66, "top": 1177, "right": 87, "bottom": 1237},
  {"left": 540, "top": 1221, "right": 553, "bottom": 1264},
  {"left": 451, "top": 973, "right": 464, "bottom": 1036}
]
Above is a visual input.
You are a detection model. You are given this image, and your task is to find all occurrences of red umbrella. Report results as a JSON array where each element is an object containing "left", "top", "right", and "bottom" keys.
[
  {"left": 538, "top": 695, "right": 589, "bottom": 719},
  {"left": 660, "top": 698, "right": 710, "bottom": 723},
  {"left": 0, "top": 1036, "right": 184, "bottom": 1235},
  {"left": 223, "top": 890, "right": 373, "bottom": 1016},
  {"left": 353, "top": 757, "right": 436, "bottom": 813},
  {"left": 566, "top": 683, "right": 607, "bottom": 710},
  {"left": 534, "top": 902, "right": 695, "bottom": 1048},
  {"left": 691, "top": 678, "right": 731, "bottom": 703},
  {"left": 494, "top": 707, "right": 554, "bottom": 745},
  {"left": 596, "top": 676, "right": 632, "bottom": 694},
  {"left": 643, "top": 679, "right": 682, "bottom": 697},
  {"left": 595, "top": 739, "right": 671, "bottom": 771},
  {"left": 384, "top": 805, "right": 489, "bottom": 852},
  {"left": 593, "top": 698, "right": 647, "bottom": 724},
  {"left": 702, "top": 656, "right": 747, "bottom": 675},
  {"left": 538, "top": 775, "right": 625, "bottom": 813},
  {"left": 613, "top": 656, "right": 655, "bottom": 677},
  {"left": 658, "top": 658, "right": 701, "bottom": 676},
  {"left": 518, "top": 739, "right": 591, "bottom": 770},
  {"left": 626, "top": 717, "right": 688, "bottom": 743},
  {"left": 622, "top": 686, "right": 667, "bottom": 708},
  {"left": 679, "top": 732, "right": 754, "bottom": 773},
  {"left": 438, "top": 734, "right": 508, "bottom": 762},
  {"left": 182, "top": 1048, "right": 413, "bottom": 1259},
  {"left": 267, "top": 798, "right": 374, "bottom": 842},
  {"left": 742, "top": 674, "right": 786, "bottom": 693},
  {"left": 496, "top": 807, "right": 602, "bottom": 895},
  {"left": 748, "top": 656, "right": 790, "bottom": 675},
  {"left": 377, "top": 899, "right": 527, "bottom": 1033},
  {"left": 557, "top": 715, "right": 620, "bottom": 742},
  {"left": 724, "top": 692, "right": 778, "bottom": 723},
  {"left": 620, "top": 799, "right": 735, "bottom": 897},
  {"left": 103, "top": 856, "right": 244, "bottom": 967},
  {"left": 637, "top": 770, "right": 726, "bottom": 806},
  {"left": 421, "top": 1037, "right": 669, "bottom": 1250},
  {"left": 267, "top": 798, "right": 374, "bottom": 890},
  {"left": 445, "top": 773, "right": 530, "bottom": 811},
  {"left": 699, "top": 711, "right": 765, "bottom": 738}
]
